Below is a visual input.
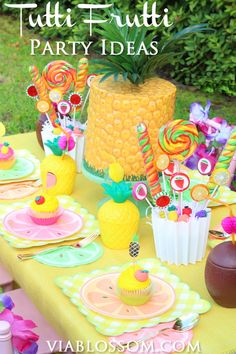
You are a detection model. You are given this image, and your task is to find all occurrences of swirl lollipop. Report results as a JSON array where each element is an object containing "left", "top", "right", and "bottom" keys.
[
  {"left": 158, "top": 119, "right": 199, "bottom": 162},
  {"left": 42, "top": 60, "right": 76, "bottom": 95}
]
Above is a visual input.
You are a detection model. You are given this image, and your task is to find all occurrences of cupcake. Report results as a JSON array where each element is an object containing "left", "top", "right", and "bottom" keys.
[
  {"left": 0, "top": 142, "right": 16, "bottom": 170},
  {"left": 28, "top": 193, "right": 63, "bottom": 225},
  {"left": 117, "top": 264, "right": 153, "bottom": 306}
]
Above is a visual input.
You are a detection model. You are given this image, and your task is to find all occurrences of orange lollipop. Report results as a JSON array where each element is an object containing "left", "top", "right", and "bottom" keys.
[
  {"left": 191, "top": 184, "right": 209, "bottom": 202},
  {"left": 42, "top": 60, "right": 76, "bottom": 95}
]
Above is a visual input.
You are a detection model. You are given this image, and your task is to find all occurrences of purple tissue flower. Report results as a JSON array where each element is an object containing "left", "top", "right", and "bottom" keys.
[
  {"left": 190, "top": 101, "right": 211, "bottom": 124},
  {"left": 22, "top": 342, "right": 38, "bottom": 354},
  {"left": 0, "top": 294, "right": 15, "bottom": 310}
]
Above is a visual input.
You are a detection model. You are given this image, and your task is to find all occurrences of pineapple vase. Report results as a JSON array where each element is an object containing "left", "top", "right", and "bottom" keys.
[
  {"left": 40, "top": 138, "right": 76, "bottom": 196},
  {"left": 98, "top": 163, "right": 140, "bottom": 249},
  {"left": 84, "top": 76, "right": 176, "bottom": 181}
]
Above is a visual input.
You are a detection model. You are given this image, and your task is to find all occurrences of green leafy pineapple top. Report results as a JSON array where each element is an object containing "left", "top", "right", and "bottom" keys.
[
  {"left": 102, "top": 161, "right": 132, "bottom": 203},
  {"left": 102, "top": 181, "right": 132, "bottom": 203},
  {"left": 94, "top": 8, "right": 209, "bottom": 85}
]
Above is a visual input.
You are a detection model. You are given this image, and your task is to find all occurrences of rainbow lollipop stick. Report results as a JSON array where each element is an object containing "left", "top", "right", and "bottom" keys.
[
  {"left": 136, "top": 123, "right": 162, "bottom": 199},
  {"left": 208, "top": 127, "right": 236, "bottom": 189}
]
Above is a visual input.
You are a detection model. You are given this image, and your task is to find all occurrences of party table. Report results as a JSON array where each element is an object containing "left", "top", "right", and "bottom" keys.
[{"left": 0, "top": 132, "right": 235, "bottom": 354}]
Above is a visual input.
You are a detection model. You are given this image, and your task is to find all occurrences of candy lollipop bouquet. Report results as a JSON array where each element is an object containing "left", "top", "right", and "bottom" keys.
[
  {"left": 27, "top": 59, "right": 95, "bottom": 173},
  {"left": 137, "top": 119, "right": 212, "bottom": 265}
]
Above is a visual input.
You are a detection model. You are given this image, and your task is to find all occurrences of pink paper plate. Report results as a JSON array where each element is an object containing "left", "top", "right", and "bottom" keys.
[
  {"left": 3, "top": 207, "right": 83, "bottom": 241},
  {"left": 80, "top": 273, "right": 175, "bottom": 320},
  {"left": 109, "top": 321, "right": 193, "bottom": 354}
]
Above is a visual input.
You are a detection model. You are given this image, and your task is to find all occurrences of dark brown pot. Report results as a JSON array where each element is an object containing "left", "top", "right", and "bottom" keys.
[
  {"left": 205, "top": 241, "right": 236, "bottom": 308},
  {"left": 36, "top": 114, "right": 47, "bottom": 150}
]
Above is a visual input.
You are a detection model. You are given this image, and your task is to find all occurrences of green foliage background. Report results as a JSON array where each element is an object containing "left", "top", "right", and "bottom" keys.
[{"left": 2, "top": 0, "right": 236, "bottom": 96}]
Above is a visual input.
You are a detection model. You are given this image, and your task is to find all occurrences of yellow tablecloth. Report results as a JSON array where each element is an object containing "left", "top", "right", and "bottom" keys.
[{"left": 0, "top": 132, "right": 235, "bottom": 354}]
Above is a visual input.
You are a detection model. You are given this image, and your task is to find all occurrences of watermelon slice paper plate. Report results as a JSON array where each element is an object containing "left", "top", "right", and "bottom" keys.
[{"left": 80, "top": 273, "right": 175, "bottom": 320}]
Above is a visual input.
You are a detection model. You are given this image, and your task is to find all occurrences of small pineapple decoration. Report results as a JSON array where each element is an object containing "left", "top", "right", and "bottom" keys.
[
  {"left": 40, "top": 132, "right": 76, "bottom": 196},
  {"left": 129, "top": 234, "right": 140, "bottom": 259},
  {"left": 98, "top": 163, "right": 140, "bottom": 249},
  {"left": 1, "top": 142, "right": 10, "bottom": 155}
]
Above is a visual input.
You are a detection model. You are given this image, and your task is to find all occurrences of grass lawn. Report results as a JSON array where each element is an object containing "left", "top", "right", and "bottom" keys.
[{"left": 0, "top": 15, "right": 235, "bottom": 135}]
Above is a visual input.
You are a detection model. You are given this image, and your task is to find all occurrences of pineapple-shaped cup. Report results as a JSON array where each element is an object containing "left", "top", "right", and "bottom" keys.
[
  {"left": 98, "top": 163, "right": 140, "bottom": 249},
  {"left": 40, "top": 137, "right": 76, "bottom": 196}
]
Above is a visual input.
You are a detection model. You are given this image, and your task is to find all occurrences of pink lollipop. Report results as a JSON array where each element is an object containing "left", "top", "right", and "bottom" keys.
[{"left": 132, "top": 182, "right": 148, "bottom": 201}]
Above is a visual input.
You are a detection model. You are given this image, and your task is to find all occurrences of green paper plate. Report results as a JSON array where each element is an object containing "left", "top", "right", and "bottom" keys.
[
  {"left": 0, "top": 157, "right": 35, "bottom": 181},
  {"left": 34, "top": 242, "right": 103, "bottom": 267}
]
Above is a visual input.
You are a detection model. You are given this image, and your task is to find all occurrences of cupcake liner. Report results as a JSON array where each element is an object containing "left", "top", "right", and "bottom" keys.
[
  {"left": 117, "top": 283, "right": 153, "bottom": 305},
  {"left": 0, "top": 157, "right": 16, "bottom": 170},
  {"left": 28, "top": 207, "right": 64, "bottom": 226},
  {"left": 117, "top": 284, "right": 152, "bottom": 297}
]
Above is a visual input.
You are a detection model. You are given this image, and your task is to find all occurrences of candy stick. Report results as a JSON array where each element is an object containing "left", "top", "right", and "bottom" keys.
[
  {"left": 80, "top": 89, "right": 89, "bottom": 121},
  {"left": 170, "top": 172, "right": 190, "bottom": 215},
  {"left": 75, "top": 58, "right": 88, "bottom": 93},
  {"left": 29, "top": 65, "right": 59, "bottom": 129},
  {"left": 208, "top": 127, "right": 236, "bottom": 189},
  {"left": 80, "top": 74, "right": 97, "bottom": 122},
  {"left": 49, "top": 108, "right": 57, "bottom": 127},
  {"left": 29, "top": 65, "right": 48, "bottom": 101},
  {"left": 156, "top": 154, "right": 170, "bottom": 193},
  {"left": 73, "top": 107, "right": 76, "bottom": 127},
  {"left": 179, "top": 193, "right": 183, "bottom": 215},
  {"left": 190, "top": 184, "right": 209, "bottom": 218},
  {"left": 74, "top": 58, "right": 88, "bottom": 123},
  {"left": 69, "top": 93, "right": 83, "bottom": 127},
  {"left": 204, "top": 168, "right": 230, "bottom": 209},
  {"left": 132, "top": 182, "right": 154, "bottom": 211},
  {"left": 136, "top": 123, "right": 162, "bottom": 198},
  {"left": 228, "top": 151, "right": 236, "bottom": 186}
]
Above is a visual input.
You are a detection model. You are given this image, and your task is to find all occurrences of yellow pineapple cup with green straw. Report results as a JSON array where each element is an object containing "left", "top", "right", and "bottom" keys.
[
  {"left": 98, "top": 163, "right": 140, "bottom": 249},
  {"left": 40, "top": 135, "right": 76, "bottom": 196}
]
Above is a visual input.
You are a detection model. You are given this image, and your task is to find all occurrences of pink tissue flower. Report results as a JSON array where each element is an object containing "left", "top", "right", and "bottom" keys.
[{"left": 0, "top": 309, "right": 39, "bottom": 353}]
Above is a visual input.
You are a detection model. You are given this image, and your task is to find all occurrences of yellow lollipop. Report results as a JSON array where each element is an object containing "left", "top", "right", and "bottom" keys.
[
  {"left": 211, "top": 168, "right": 230, "bottom": 186},
  {"left": 156, "top": 154, "right": 170, "bottom": 171},
  {"left": 36, "top": 99, "right": 51, "bottom": 113},
  {"left": 0, "top": 123, "right": 6, "bottom": 137}
]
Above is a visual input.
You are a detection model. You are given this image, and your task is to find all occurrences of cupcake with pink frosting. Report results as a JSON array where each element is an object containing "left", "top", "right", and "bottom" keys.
[
  {"left": 0, "top": 142, "right": 16, "bottom": 170},
  {"left": 117, "top": 265, "right": 153, "bottom": 305}
]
